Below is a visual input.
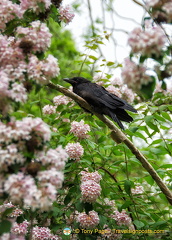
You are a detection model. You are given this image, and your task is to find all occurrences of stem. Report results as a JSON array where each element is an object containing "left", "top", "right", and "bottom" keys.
[{"left": 99, "top": 166, "right": 135, "bottom": 224}]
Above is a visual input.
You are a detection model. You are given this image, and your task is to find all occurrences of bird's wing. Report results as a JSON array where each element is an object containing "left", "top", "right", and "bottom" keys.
[
  {"left": 75, "top": 82, "right": 137, "bottom": 113},
  {"left": 82, "top": 83, "right": 136, "bottom": 110},
  {"left": 77, "top": 83, "right": 123, "bottom": 107},
  {"left": 92, "top": 84, "right": 137, "bottom": 113}
]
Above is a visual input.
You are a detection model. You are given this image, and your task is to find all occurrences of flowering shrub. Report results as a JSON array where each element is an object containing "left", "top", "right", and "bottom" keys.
[
  {"left": 65, "top": 142, "right": 84, "bottom": 160},
  {"left": 80, "top": 170, "right": 102, "bottom": 203},
  {"left": 0, "top": 0, "right": 172, "bottom": 240},
  {"left": 59, "top": 5, "right": 75, "bottom": 24},
  {"left": 121, "top": 58, "right": 152, "bottom": 91},
  {"left": 70, "top": 120, "right": 90, "bottom": 139},
  {"left": 128, "top": 23, "right": 165, "bottom": 57},
  {"left": 76, "top": 210, "right": 100, "bottom": 229}
]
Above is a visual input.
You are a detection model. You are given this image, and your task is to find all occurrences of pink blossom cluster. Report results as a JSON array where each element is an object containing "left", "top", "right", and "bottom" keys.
[
  {"left": 36, "top": 146, "right": 69, "bottom": 170},
  {"left": 5, "top": 224, "right": 59, "bottom": 240},
  {"left": 0, "top": 117, "right": 68, "bottom": 211},
  {"left": 16, "top": 21, "right": 52, "bottom": 53},
  {"left": 42, "top": 104, "right": 56, "bottom": 115},
  {"left": 15, "top": 117, "right": 51, "bottom": 142},
  {"left": 65, "top": 142, "right": 84, "bottom": 160},
  {"left": 131, "top": 185, "right": 144, "bottom": 195},
  {"left": 80, "top": 180, "right": 101, "bottom": 203},
  {"left": 11, "top": 220, "right": 29, "bottom": 235},
  {"left": 80, "top": 170, "right": 102, "bottom": 183},
  {"left": 0, "top": 35, "right": 27, "bottom": 109},
  {"left": 128, "top": 23, "right": 165, "bottom": 57},
  {"left": 43, "top": 95, "right": 72, "bottom": 115},
  {"left": 106, "top": 77, "right": 136, "bottom": 103},
  {"left": 80, "top": 170, "right": 102, "bottom": 203},
  {"left": 0, "top": 202, "right": 23, "bottom": 217},
  {"left": 0, "top": 117, "right": 51, "bottom": 169},
  {"left": 43, "top": 94, "right": 73, "bottom": 116},
  {"left": 0, "top": 0, "right": 22, "bottom": 31},
  {"left": 106, "top": 85, "right": 122, "bottom": 98},
  {"left": 121, "top": 58, "right": 152, "bottom": 91},
  {"left": 59, "top": 5, "right": 75, "bottom": 24},
  {"left": 4, "top": 166, "right": 65, "bottom": 211},
  {"left": 111, "top": 209, "right": 132, "bottom": 227},
  {"left": 0, "top": 35, "right": 25, "bottom": 70},
  {"left": 53, "top": 95, "right": 71, "bottom": 106},
  {"left": 0, "top": 30, "right": 59, "bottom": 112},
  {"left": 37, "top": 168, "right": 64, "bottom": 188},
  {"left": 19, "top": 0, "right": 52, "bottom": 14},
  {"left": 32, "top": 226, "right": 59, "bottom": 240},
  {"left": 146, "top": 0, "right": 172, "bottom": 23},
  {"left": 0, "top": 0, "right": 52, "bottom": 30},
  {"left": 103, "top": 198, "right": 117, "bottom": 212},
  {"left": 76, "top": 210, "right": 99, "bottom": 229},
  {"left": 70, "top": 120, "right": 90, "bottom": 139},
  {"left": 27, "top": 54, "right": 60, "bottom": 85},
  {"left": 4, "top": 172, "right": 37, "bottom": 206}
]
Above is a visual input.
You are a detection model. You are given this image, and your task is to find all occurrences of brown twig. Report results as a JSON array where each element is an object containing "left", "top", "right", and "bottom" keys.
[
  {"left": 47, "top": 81, "right": 172, "bottom": 205},
  {"left": 99, "top": 166, "right": 135, "bottom": 224}
]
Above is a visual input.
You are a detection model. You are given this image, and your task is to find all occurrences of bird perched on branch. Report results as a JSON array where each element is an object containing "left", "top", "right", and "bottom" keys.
[{"left": 64, "top": 77, "right": 137, "bottom": 129}]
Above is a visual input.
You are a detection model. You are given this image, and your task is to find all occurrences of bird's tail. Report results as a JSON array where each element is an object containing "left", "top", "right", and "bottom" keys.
[
  {"left": 121, "top": 103, "right": 137, "bottom": 113},
  {"left": 108, "top": 110, "right": 125, "bottom": 129},
  {"left": 115, "top": 109, "right": 133, "bottom": 122}
]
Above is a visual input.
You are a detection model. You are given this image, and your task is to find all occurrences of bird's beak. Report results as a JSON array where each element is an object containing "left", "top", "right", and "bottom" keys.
[
  {"left": 63, "top": 78, "right": 70, "bottom": 83},
  {"left": 63, "top": 78, "right": 75, "bottom": 84}
]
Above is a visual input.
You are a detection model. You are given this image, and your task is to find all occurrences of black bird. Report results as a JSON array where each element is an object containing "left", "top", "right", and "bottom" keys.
[{"left": 64, "top": 77, "right": 137, "bottom": 129}]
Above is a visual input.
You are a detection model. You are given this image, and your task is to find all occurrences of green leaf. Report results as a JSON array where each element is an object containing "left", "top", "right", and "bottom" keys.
[
  {"left": 124, "top": 180, "right": 132, "bottom": 195},
  {"left": 107, "top": 61, "right": 115, "bottom": 66},
  {"left": 75, "top": 202, "right": 84, "bottom": 212},
  {"left": 99, "top": 215, "right": 107, "bottom": 227},
  {"left": 160, "top": 164, "right": 172, "bottom": 169},
  {"left": 91, "top": 44, "right": 98, "bottom": 50},
  {"left": 133, "top": 220, "right": 145, "bottom": 229},
  {"left": 0, "top": 220, "right": 12, "bottom": 234},
  {"left": 144, "top": 115, "right": 154, "bottom": 123},
  {"left": 145, "top": 175, "right": 154, "bottom": 186},
  {"left": 64, "top": 194, "right": 72, "bottom": 205},
  {"left": 161, "top": 112, "right": 171, "bottom": 121},
  {"left": 151, "top": 220, "right": 167, "bottom": 229},
  {"left": 154, "top": 113, "right": 166, "bottom": 122},
  {"left": 133, "top": 132, "right": 147, "bottom": 142},
  {"left": 120, "top": 201, "right": 132, "bottom": 210},
  {"left": 147, "top": 122, "right": 159, "bottom": 132},
  {"left": 88, "top": 55, "right": 98, "bottom": 60}
]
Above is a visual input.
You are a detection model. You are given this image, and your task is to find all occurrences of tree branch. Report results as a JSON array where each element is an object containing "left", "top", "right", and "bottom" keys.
[{"left": 47, "top": 81, "right": 172, "bottom": 205}]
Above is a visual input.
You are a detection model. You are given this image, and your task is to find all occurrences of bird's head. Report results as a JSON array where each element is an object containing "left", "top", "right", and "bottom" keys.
[{"left": 63, "top": 77, "right": 90, "bottom": 86}]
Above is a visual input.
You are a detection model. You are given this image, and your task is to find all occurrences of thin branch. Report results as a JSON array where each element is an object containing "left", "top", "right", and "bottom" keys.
[
  {"left": 47, "top": 81, "right": 172, "bottom": 206},
  {"left": 99, "top": 166, "right": 135, "bottom": 224},
  {"left": 107, "top": 5, "right": 140, "bottom": 25},
  {"left": 132, "top": 0, "right": 145, "bottom": 8},
  {"left": 87, "top": 0, "right": 95, "bottom": 36}
]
